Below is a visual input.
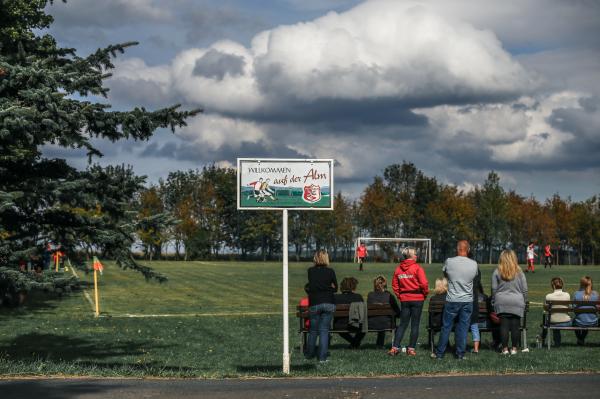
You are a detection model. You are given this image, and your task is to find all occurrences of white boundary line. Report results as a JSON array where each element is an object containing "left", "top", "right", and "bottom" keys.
[
  {"left": 69, "top": 265, "right": 96, "bottom": 313},
  {"left": 102, "top": 311, "right": 284, "bottom": 318}
]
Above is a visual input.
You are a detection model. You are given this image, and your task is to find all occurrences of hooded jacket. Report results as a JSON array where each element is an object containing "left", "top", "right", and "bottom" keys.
[{"left": 392, "top": 258, "right": 429, "bottom": 302}]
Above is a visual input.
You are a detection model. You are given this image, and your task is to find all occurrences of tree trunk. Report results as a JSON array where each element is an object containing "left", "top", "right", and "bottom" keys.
[
  {"left": 488, "top": 244, "right": 493, "bottom": 265},
  {"left": 175, "top": 240, "right": 181, "bottom": 260}
]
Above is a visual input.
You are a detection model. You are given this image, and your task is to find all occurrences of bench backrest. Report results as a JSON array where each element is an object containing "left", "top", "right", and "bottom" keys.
[
  {"left": 296, "top": 303, "right": 396, "bottom": 319},
  {"left": 544, "top": 300, "right": 600, "bottom": 314}
]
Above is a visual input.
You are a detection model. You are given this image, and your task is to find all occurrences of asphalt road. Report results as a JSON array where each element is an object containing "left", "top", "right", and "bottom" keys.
[{"left": 1, "top": 374, "right": 599, "bottom": 399}]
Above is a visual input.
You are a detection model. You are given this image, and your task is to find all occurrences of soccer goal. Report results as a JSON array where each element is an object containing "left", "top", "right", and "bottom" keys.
[{"left": 355, "top": 237, "right": 432, "bottom": 264}]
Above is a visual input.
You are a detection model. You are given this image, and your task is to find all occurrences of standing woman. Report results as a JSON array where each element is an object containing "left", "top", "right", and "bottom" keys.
[
  {"left": 389, "top": 247, "right": 429, "bottom": 356},
  {"left": 306, "top": 250, "right": 338, "bottom": 362},
  {"left": 491, "top": 250, "right": 528, "bottom": 355}
]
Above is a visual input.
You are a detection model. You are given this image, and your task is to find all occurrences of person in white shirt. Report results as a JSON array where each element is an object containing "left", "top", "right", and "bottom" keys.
[
  {"left": 541, "top": 277, "right": 571, "bottom": 347},
  {"left": 526, "top": 242, "right": 537, "bottom": 273}
]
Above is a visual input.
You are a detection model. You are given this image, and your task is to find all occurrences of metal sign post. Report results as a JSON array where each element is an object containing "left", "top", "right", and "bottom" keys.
[
  {"left": 237, "top": 158, "right": 334, "bottom": 374},
  {"left": 282, "top": 209, "right": 290, "bottom": 373}
]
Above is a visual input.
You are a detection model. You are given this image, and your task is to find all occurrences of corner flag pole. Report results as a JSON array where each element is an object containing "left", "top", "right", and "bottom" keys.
[
  {"left": 94, "top": 268, "right": 100, "bottom": 317},
  {"left": 282, "top": 209, "right": 290, "bottom": 374},
  {"left": 92, "top": 256, "right": 103, "bottom": 317}
]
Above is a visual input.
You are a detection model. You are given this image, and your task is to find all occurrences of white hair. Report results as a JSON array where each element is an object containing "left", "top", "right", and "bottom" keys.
[{"left": 401, "top": 247, "right": 416, "bottom": 259}]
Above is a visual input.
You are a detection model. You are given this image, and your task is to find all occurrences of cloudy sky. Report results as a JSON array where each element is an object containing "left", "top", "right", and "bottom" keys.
[{"left": 44, "top": 0, "right": 600, "bottom": 200}]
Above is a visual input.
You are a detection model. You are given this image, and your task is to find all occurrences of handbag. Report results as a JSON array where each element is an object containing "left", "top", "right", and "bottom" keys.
[{"left": 489, "top": 311, "right": 501, "bottom": 325}]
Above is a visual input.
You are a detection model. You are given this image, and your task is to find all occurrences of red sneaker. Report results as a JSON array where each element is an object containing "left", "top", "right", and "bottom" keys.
[
  {"left": 407, "top": 348, "right": 417, "bottom": 356},
  {"left": 388, "top": 347, "right": 400, "bottom": 356}
]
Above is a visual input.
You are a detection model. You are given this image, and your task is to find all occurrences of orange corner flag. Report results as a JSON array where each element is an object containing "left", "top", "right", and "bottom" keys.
[{"left": 93, "top": 256, "right": 104, "bottom": 275}]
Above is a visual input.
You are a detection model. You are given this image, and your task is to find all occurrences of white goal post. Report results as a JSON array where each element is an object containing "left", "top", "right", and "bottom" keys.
[{"left": 355, "top": 237, "right": 432, "bottom": 264}]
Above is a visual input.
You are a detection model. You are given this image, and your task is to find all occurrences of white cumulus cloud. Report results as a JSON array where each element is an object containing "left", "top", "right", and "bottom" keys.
[{"left": 108, "top": 0, "right": 535, "bottom": 116}]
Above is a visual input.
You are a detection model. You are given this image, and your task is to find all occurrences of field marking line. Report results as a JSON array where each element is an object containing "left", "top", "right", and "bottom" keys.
[
  {"left": 69, "top": 265, "right": 96, "bottom": 314},
  {"left": 102, "top": 311, "right": 284, "bottom": 318}
]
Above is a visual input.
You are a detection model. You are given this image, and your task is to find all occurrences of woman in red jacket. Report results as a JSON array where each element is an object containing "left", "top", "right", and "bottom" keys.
[{"left": 388, "top": 247, "right": 429, "bottom": 356}]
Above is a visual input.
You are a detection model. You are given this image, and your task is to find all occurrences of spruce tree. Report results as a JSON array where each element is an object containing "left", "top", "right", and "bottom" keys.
[{"left": 0, "top": 0, "right": 201, "bottom": 295}]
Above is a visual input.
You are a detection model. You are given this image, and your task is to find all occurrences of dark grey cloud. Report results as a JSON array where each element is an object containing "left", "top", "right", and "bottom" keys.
[
  {"left": 547, "top": 96, "right": 600, "bottom": 160},
  {"left": 193, "top": 49, "right": 245, "bottom": 80},
  {"left": 231, "top": 98, "right": 430, "bottom": 132},
  {"left": 47, "top": 0, "right": 169, "bottom": 29},
  {"left": 438, "top": 135, "right": 600, "bottom": 173},
  {"left": 518, "top": 48, "right": 600, "bottom": 96},
  {"left": 181, "top": 5, "right": 267, "bottom": 46},
  {"left": 141, "top": 139, "right": 309, "bottom": 163}
]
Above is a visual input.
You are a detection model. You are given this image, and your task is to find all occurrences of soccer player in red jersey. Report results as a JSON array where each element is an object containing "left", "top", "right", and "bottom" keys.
[
  {"left": 356, "top": 243, "right": 368, "bottom": 271},
  {"left": 544, "top": 244, "right": 553, "bottom": 269}
]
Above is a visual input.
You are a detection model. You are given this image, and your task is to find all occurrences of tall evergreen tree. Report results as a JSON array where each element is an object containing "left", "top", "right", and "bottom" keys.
[{"left": 0, "top": 0, "right": 201, "bottom": 290}]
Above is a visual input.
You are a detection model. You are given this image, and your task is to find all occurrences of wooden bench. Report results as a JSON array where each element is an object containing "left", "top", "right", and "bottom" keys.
[
  {"left": 427, "top": 300, "right": 530, "bottom": 352},
  {"left": 296, "top": 303, "right": 397, "bottom": 352},
  {"left": 542, "top": 300, "right": 600, "bottom": 349}
]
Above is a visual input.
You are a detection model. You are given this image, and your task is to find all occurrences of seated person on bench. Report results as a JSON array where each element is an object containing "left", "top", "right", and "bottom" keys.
[
  {"left": 367, "top": 275, "right": 400, "bottom": 348},
  {"left": 429, "top": 277, "right": 447, "bottom": 330},
  {"left": 334, "top": 277, "right": 365, "bottom": 349},
  {"left": 573, "top": 276, "right": 599, "bottom": 346},
  {"left": 542, "top": 277, "right": 571, "bottom": 347}
]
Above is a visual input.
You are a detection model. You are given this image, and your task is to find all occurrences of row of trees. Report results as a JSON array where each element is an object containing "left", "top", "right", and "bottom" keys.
[{"left": 138, "top": 163, "right": 600, "bottom": 265}]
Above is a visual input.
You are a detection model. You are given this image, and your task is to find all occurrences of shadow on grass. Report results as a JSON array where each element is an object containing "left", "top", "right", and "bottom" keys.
[
  {"left": 236, "top": 364, "right": 316, "bottom": 373},
  {"left": 0, "top": 282, "right": 92, "bottom": 318},
  {"left": 0, "top": 380, "right": 123, "bottom": 399},
  {"left": 0, "top": 332, "right": 170, "bottom": 362}
]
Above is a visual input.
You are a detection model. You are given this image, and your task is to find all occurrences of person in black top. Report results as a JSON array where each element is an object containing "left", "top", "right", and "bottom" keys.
[
  {"left": 306, "top": 250, "right": 338, "bottom": 362},
  {"left": 367, "top": 275, "right": 401, "bottom": 347},
  {"left": 334, "top": 277, "right": 365, "bottom": 348}
]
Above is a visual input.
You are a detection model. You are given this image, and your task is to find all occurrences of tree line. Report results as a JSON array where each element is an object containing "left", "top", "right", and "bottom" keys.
[{"left": 138, "top": 162, "right": 599, "bottom": 265}]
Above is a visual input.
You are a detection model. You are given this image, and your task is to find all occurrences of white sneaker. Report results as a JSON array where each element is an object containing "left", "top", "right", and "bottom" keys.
[
  {"left": 521, "top": 348, "right": 530, "bottom": 353},
  {"left": 510, "top": 349, "right": 518, "bottom": 355},
  {"left": 501, "top": 350, "right": 510, "bottom": 356}
]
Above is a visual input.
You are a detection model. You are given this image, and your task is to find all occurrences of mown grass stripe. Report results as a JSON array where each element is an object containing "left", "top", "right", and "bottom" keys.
[{"left": 70, "top": 265, "right": 96, "bottom": 314}]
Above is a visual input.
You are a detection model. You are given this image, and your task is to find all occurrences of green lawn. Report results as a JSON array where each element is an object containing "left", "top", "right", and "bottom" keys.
[{"left": 0, "top": 261, "right": 599, "bottom": 377}]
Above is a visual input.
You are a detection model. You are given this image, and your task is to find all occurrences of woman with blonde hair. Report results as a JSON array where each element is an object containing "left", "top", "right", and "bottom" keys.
[
  {"left": 306, "top": 250, "right": 338, "bottom": 362},
  {"left": 491, "top": 249, "right": 528, "bottom": 355},
  {"left": 428, "top": 278, "right": 448, "bottom": 331},
  {"left": 573, "top": 276, "right": 599, "bottom": 345}
]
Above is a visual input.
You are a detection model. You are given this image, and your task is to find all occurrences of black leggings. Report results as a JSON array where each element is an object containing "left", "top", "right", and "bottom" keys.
[
  {"left": 393, "top": 300, "right": 424, "bottom": 349},
  {"left": 499, "top": 313, "right": 521, "bottom": 348}
]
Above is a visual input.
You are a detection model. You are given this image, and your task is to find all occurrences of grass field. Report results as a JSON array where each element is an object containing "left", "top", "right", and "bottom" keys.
[{"left": 0, "top": 261, "right": 599, "bottom": 378}]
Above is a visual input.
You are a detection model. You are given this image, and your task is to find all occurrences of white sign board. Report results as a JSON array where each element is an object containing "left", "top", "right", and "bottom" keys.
[{"left": 237, "top": 158, "right": 334, "bottom": 210}]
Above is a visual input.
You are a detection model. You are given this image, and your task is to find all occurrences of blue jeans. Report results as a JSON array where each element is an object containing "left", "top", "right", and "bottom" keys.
[
  {"left": 470, "top": 320, "right": 488, "bottom": 342},
  {"left": 435, "top": 301, "right": 472, "bottom": 358},
  {"left": 542, "top": 321, "right": 572, "bottom": 346},
  {"left": 307, "top": 303, "right": 335, "bottom": 361}
]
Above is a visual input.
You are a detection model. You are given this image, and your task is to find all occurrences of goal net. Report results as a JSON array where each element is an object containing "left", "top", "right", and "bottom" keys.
[{"left": 355, "top": 237, "right": 432, "bottom": 264}]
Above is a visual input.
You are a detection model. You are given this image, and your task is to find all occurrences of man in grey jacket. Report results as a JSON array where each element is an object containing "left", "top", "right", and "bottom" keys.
[{"left": 433, "top": 240, "right": 478, "bottom": 360}]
